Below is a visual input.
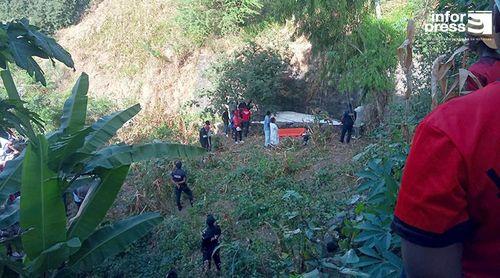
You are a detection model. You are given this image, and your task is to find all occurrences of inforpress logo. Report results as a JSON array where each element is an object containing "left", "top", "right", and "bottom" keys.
[
  {"left": 424, "top": 11, "right": 493, "bottom": 35},
  {"left": 467, "top": 11, "right": 493, "bottom": 35}
]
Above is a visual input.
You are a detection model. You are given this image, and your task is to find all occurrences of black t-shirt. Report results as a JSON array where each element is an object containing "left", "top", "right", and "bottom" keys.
[
  {"left": 201, "top": 224, "right": 221, "bottom": 252},
  {"left": 171, "top": 168, "right": 187, "bottom": 185}
]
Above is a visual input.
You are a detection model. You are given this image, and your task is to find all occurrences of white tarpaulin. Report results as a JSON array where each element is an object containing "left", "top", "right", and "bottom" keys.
[{"left": 259, "top": 111, "right": 341, "bottom": 126}]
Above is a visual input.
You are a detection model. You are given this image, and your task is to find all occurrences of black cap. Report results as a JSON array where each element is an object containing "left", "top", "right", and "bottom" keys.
[{"left": 206, "top": 214, "right": 216, "bottom": 226}]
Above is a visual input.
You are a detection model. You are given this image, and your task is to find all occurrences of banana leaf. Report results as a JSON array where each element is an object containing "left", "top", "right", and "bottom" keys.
[
  {"left": 68, "top": 212, "right": 162, "bottom": 271},
  {"left": 0, "top": 153, "right": 24, "bottom": 202},
  {"left": 67, "top": 165, "right": 130, "bottom": 242},
  {"left": 0, "top": 198, "right": 19, "bottom": 229},
  {"left": 80, "top": 104, "right": 141, "bottom": 154},
  {"left": 25, "top": 238, "right": 81, "bottom": 275},
  {"left": 83, "top": 143, "right": 206, "bottom": 173},
  {"left": 20, "top": 135, "right": 66, "bottom": 260},
  {"left": 59, "top": 73, "right": 88, "bottom": 135}
]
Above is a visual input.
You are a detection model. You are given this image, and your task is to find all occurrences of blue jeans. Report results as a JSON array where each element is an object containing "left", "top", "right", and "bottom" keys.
[{"left": 264, "top": 128, "right": 270, "bottom": 146}]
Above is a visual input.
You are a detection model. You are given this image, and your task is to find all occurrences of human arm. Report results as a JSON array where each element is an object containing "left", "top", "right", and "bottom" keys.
[{"left": 401, "top": 239, "right": 462, "bottom": 278}]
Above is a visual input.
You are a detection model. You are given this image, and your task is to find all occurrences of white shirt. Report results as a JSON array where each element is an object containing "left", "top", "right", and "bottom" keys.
[
  {"left": 0, "top": 137, "right": 9, "bottom": 157},
  {"left": 270, "top": 123, "right": 279, "bottom": 146}
]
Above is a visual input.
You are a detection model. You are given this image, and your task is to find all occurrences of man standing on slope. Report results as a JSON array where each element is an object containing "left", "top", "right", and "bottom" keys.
[
  {"left": 199, "top": 121, "right": 212, "bottom": 151},
  {"left": 202, "top": 214, "right": 222, "bottom": 274},
  {"left": 170, "top": 161, "right": 194, "bottom": 211},
  {"left": 392, "top": 4, "right": 500, "bottom": 276}
]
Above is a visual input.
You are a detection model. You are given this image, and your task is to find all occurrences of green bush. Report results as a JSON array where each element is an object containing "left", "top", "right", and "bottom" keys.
[
  {"left": 203, "top": 43, "right": 306, "bottom": 114},
  {"left": 176, "top": 0, "right": 263, "bottom": 46},
  {"left": 0, "top": 0, "right": 90, "bottom": 33}
]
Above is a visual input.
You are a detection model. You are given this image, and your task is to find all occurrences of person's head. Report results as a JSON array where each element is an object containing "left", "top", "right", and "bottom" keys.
[
  {"left": 175, "top": 160, "right": 182, "bottom": 169},
  {"left": 270, "top": 117, "right": 276, "bottom": 123},
  {"left": 266, "top": 111, "right": 271, "bottom": 116},
  {"left": 204, "top": 120, "right": 210, "bottom": 129},
  {"left": 206, "top": 214, "right": 216, "bottom": 227}
]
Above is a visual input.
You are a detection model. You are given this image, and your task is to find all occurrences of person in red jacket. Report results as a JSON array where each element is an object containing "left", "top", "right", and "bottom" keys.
[
  {"left": 240, "top": 105, "right": 252, "bottom": 138},
  {"left": 392, "top": 5, "right": 500, "bottom": 277},
  {"left": 232, "top": 109, "right": 243, "bottom": 144},
  {"left": 465, "top": 40, "right": 500, "bottom": 91}
]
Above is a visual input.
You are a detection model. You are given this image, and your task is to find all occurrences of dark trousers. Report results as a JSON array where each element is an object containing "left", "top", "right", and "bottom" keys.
[
  {"left": 242, "top": 121, "right": 250, "bottom": 137},
  {"left": 200, "top": 138, "right": 211, "bottom": 151},
  {"left": 340, "top": 125, "right": 353, "bottom": 143},
  {"left": 175, "top": 185, "right": 193, "bottom": 210},
  {"left": 233, "top": 128, "right": 242, "bottom": 142},
  {"left": 203, "top": 249, "right": 221, "bottom": 271}
]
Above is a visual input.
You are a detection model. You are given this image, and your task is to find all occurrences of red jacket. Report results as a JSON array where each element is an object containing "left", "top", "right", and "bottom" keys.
[
  {"left": 241, "top": 108, "right": 251, "bottom": 122},
  {"left": 233, "top": 113, "right": 241, "bottom": 127},
  {"left": 466, "top": 57, "right": 500, "bottom": 91}
]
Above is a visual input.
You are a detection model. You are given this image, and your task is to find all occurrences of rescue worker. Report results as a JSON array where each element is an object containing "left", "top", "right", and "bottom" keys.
[
  {"left": 170, "top": 161, "right": 193, "bottom": 211},
  {"left": 199, "top": 121, "right": 212, "bottom": 151},
  {"left": 339, "top": 105, "right": 356, "bottom": 144},
  {"left": 392, "top": 3, "right": 500, "bottom": 276},
  {"left": 202, "top": 214, "right": 222, "bottom": 274}
]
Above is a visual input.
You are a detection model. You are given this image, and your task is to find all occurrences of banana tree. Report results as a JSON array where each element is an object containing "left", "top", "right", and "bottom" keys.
[
  {"left": 0, "top": 73, "right": 206, "bottom": 276},
  {"left": 1, "top": 18, "right": 75, "bottom": 141}
]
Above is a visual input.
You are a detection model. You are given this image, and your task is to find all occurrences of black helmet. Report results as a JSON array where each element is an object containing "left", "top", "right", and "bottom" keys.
[{"left": 175, "top": 160, "right": 182, "bottom": 169}]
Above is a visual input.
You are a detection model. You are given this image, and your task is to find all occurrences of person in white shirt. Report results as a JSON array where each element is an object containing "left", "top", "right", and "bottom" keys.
[
  {"left": 269, "top": 117, "right": 279, "bottom": 146},
  {"left": 353, "top": 105, "right": 365, "bottom": 138}
]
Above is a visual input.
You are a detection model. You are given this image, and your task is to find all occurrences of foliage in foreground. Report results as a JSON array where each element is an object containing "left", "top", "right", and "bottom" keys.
[{"left": 0, "top": 72, "right": 206, "bottom": 276}]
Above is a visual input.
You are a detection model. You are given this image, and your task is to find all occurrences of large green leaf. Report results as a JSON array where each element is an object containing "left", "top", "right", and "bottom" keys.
[
  {"left": 6, "top": 23, "right": 49, "bottom": 85},
  {"left": 48, "top": 127, "right": 93, "bottom": 171},
  {"left": 0, "top": 153, "right": 23, "bottom": 202},
  {"left": 0, "top": 198, "right": 19, "bottom": 229},
  {"left": 26, "top": 238, "right": 81, "bottom": 275},
  {"left": 68, "top": 212, "right": 162, "bottom": 271},
  {"left": 4, "top": 19, "right": 74, "bottom": 86},
  {"left": 0, "top": 66, "right": 20, "bottom": 100},
  {"left": 20, "top": 20, "right": 74, "bottom": 69},
  {"left": 59, "top": 73, "right": 89, "bottom": 135},
  {"left": 67, "top": 165, "right": 130, "bottom": 242},
  {"left": 20, "top": 135, "right": 66, "bottom": 260},
  {"left": 83, "top": 143, "right": 206, "bottom": 172},
  {"left": 80, "top": 104, "right": 141, "bottom": 154}
]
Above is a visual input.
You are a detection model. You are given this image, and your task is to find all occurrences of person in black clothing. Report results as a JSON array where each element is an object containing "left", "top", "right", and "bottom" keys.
[
  {"left": 199, "top": 121, "right": 212, "bottom": 151},
  {"left": 202, "top": 214, "right": 222, "bottom": 273},
  {"left": 340, "top": 106, "right": 356, "bottom": 144},
  {"left": 222, "top": 110, "right": 229, "bottom": 136},
  {"left": 170, "top": 161, "right": 193, "bottom": 211}
]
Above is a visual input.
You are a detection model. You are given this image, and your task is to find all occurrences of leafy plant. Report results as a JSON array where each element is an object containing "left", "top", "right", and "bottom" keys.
[
  {"left": 204, "top": 43, "right": 305, "bottom": 114},
  {"left": 0, "top": 72, "right": 206, "bottom": 276}
]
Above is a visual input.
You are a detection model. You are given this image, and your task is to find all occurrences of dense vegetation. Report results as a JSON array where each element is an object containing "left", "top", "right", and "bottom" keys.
[
  {"left": 0, "top": 0, "right": 493, "bottom": 276},
  {"left": 0, "top": 0, "right": 90, "bottom": 32}
]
